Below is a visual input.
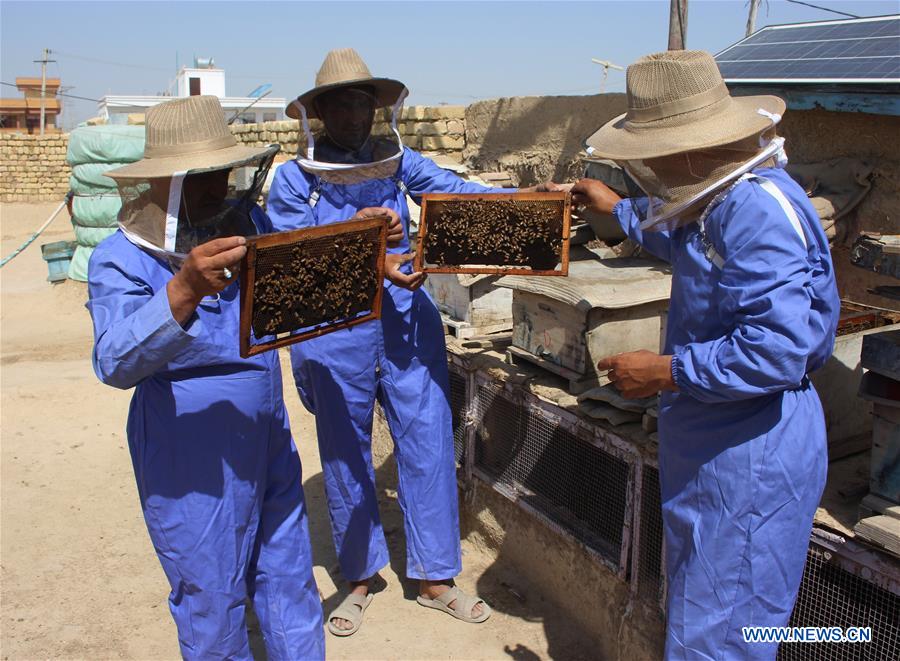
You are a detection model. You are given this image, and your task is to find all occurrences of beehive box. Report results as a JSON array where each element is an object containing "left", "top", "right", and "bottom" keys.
[
  {"left": 497, "top": 258, "right": 672, "bottom": 393},
  {"left": 424, "top": 273, "right": 512, "bottom": 338},
  {"left": 239, "top": 216, "right": 387, "bottom": 357},
  {"left": 810, "top": 304, "right": 899, "bottom": 460},
  {"left": 858, "top": 371, "right": 900, "bottom": 506},
  {"left": 415, "top": 192, "right": 571, "bottom": 275}
]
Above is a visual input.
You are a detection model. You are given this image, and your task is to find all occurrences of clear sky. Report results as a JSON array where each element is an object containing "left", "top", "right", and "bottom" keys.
[{"left": 1, "top": 0, "right": 897, "bottom": 128}]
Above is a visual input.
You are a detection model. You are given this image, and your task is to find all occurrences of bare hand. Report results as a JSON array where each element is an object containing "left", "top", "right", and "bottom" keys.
[
  {"left": 598, "top": 350, "right": 676, "bottom": 399},
  {"left": 571, "top": 178, "right": 623, "bottom": 215},
  {"left": 520, "top": 181, "right": 572, "bottom": 193},
  {"left": 167, "top": 236, "right": 247, "bottom": 325},
  {"left": 353, "top": 206, "right": 404, "bottom": 247},
  {"left": 384, "top": 252, "right": 426, "bottom": 291},
  {"left": 543, "top": 181, "right": 574, "bottom": 193}
]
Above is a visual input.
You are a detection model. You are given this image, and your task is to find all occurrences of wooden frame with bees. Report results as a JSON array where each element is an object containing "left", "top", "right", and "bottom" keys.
[
  {"left": 414, "top": 192, "right": 572, "bottom": 276},
  {"left": 239, "top": 216, "right": 388, "bottom": 358}
]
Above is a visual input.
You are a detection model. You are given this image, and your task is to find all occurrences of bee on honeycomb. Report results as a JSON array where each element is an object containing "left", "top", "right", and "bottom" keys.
[
  {"left": 423, "top": 199, "right": 563, "bottom": 270},
  {"left": 252, "top": 232, "right": 378, "bottom": 337}
]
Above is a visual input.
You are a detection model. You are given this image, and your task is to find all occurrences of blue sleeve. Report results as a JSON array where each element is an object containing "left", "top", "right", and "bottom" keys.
[
  {"left": 266, "top": 162, "right": 316, "bottom": 231},
  {"left": 402, "top": 149, "right": 516, "bottom": 204},
  {"left": 613, "top": 198, "right": 673, "bottom": 263},
  {"left": 86, "top": 245, "right": 202, "bottom": 390},
  {"left": 672, "top": 184, "right": 816, "bottom": 403},
  {"left": 251, "top": 204, "right": 274, "bottom": 233}
]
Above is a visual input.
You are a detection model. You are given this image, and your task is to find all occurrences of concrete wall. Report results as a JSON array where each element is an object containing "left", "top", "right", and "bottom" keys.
[
  {"left": 779, "top": 108, "right": 900, "bottom": 309},
  {"left": 463, "top": 94, "right": 627, "bottom": 186},
  {"left": 0, "top": 133, "right": 71, "bottom": 203}
]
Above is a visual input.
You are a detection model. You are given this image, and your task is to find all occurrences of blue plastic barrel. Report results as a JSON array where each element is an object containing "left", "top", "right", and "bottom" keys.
[{"left": 40, "top": 241, "right": 76, "bottom": 283}]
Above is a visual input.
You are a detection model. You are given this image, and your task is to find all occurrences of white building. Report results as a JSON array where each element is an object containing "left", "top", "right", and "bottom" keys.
[{"left": 98, "top": 57, "right": 287, "bottom": 125}]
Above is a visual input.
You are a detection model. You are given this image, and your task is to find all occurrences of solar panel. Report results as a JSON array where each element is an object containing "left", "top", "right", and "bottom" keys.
[{"left": 716, "top": 15, "right": 900, "bottom": 83}]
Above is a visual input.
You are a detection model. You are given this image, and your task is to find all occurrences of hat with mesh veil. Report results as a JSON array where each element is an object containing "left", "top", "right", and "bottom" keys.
[
  {"left": 287, "top": 48, "right": 406, "bottom": 121},
  {"left": 585, "top": 50, "right": 785, "bottom": 161},
  {"left": 105, "top": 95, "right": 275, "bottom": 180}
]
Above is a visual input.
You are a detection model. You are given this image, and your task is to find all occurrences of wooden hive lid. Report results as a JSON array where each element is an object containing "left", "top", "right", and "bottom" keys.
[{"left": 496, "top": 257, "right": 672, "bottom": 311}]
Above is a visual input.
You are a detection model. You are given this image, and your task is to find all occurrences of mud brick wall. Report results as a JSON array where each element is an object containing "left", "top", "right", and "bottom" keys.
[
  {"left": 0, "top": 133, "right": 71, "bottom": 203},
  {"left": 229, "top": 104, "right": 466, "bottom": 157},
  {"left": 463, "top": 94, "right": 628, "bottom": 187}
]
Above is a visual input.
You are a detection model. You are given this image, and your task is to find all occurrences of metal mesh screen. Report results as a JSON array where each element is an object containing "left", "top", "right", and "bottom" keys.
[
  {"left": 448, "top": 366, "right": 467, "bottom": 466},
  {"left": 249, "top": 226, "right": 382, "bottom": 338},
  {"left": 778, "top": 543, "right": 900, "bottom": 661},
  {"left": 473, "top": 379, "right": 630, "bottom": 564},
  {"left": 637, "top": 464, "right": 665, "bottom": 606}
]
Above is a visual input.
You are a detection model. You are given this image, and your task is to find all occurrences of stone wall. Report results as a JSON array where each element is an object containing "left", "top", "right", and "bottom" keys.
[
  {"left": 230, "top": 104, "right": 467, "bottom": 158},
  {"left": 0, "top": 133, "right": 71, "bottom": 203},
  {"left": 0, "top": 105, "right": 466, "bottom": 204}
]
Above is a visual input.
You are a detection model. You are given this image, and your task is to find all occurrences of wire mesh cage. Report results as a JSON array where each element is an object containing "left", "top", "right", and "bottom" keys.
[
  {"left": 778, "top": 532, "right": 900, "bottom": 661},
  {"left": 414, "top": 192, "right": 572, "bottom": 275},
  {"left": 239, "top": 216, "right": 387, "bottom": 357},
  {"left": 631, "top": 460, "right": 666, "bottom": 613},
  {"left": 470, "top": 372, "right": 636, "bottom": 571},
  {"left": 448, "top": 360, "right": 469, "bottom": 468}
]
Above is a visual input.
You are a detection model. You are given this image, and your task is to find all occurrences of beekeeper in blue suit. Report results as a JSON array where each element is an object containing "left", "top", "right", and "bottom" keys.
[
  {"left": 268, "top": 48, "right": 552, "bottom": 636},
  {"left": 87, "top": 95, "right": 325, "bottom": 660},
  {"left": 567, "top": 51, "right": 840, "bottom": 660}
]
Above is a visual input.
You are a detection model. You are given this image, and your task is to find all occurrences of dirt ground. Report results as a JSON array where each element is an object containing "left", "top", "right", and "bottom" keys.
[{"left": 1, "top": 203, "right": 594, "bottom": 660}]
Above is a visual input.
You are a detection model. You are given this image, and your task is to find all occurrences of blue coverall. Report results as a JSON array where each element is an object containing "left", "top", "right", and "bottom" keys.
[
  {"left": 615, "top": 167, "right": 840, "bottom": 660},
  {"left": 267, "top": 148, "right": 505, "bottom": 583},
  {"left": 86, "top": 208, "right": 325, "bottom": 661}
]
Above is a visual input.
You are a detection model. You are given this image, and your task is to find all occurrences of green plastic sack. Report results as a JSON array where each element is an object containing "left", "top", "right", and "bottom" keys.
[
  {"left": 71, "top": 194, "right": 121, "bottom": 228},
  {"left": 73, "top": 225, "right": 117, "bottom": 247},
  {"left": 67, "top": 244, "right": 92, "bottom": 282},
  {"left": 69, "top": 162, "right": 124, "bottom": 195},
  {"left": 67, "top": 125, "right": 145, "bottom": 166}
]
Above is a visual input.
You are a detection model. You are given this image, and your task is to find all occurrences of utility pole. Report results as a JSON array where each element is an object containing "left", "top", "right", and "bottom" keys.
[
  {"left": 746, "top": 0, "right": 761, "bottom": 37},
  {"left": 591, "top": 58, "right": 625, "bottom": 93},
  {"left": 668, "top": 0, "right": 688, "bottom": 50},
  {"left": 33, "top": 48, "right": 56, "bottom": 135}
]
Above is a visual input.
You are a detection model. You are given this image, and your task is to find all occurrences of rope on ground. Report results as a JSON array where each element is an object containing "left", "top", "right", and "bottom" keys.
[{"left": 0, "top": 193, "right": 72, "bottom": 268}]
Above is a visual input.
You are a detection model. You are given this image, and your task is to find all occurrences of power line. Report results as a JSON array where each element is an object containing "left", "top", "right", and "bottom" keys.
[
  {"left": 52, "top": 50, "right": 172, "bottom": 73},
  {"left": 52, "top": 49, "right": 297, "bottom": 82},
  {"left": 784, "top": 0, "right": 860, "bottom": 18},
  {"left": 0, "top": 81, "right": 100, "bottom": 103}
]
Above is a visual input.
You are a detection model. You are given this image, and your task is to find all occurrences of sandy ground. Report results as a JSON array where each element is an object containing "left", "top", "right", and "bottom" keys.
[{"left": 1, "top": 203, "right": 594, "bottom": 660}]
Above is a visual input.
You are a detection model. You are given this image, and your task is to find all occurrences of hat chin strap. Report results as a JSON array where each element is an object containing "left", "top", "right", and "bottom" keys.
[{"left": 164, "top": 171, "right": 187, "bottom": 253}]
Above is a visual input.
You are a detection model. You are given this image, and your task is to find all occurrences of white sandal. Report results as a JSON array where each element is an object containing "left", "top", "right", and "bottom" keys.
[
  {"left": 417, "top": 586, "right": 492, "bottom": 623},
  {"left": 327, "top": 592, "right": 374, "bottom": 637}
]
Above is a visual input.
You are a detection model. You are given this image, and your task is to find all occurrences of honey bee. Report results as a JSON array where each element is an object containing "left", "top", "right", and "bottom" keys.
[
  {"left": 423, "top": 199, "right": 563, "bottom": 270},
  {"left": 252, "top": 231, "right": 379, "bottom": 337}
]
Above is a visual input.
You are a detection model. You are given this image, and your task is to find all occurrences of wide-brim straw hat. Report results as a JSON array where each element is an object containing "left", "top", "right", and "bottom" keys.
[
  {"left": 585, "top": 50, "right": 786, "bottom": 161},
  {"left": 105, "top": 95, "right": 278, "bottom": 180},
  {"left": 287, "top": 48, "right": 406, "bottom": 120}
]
